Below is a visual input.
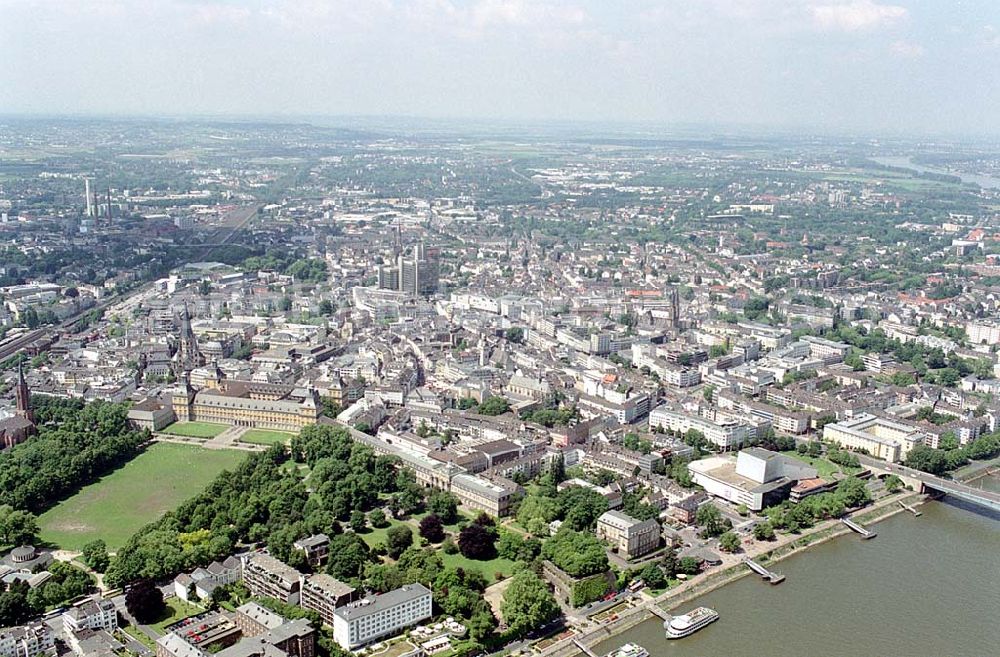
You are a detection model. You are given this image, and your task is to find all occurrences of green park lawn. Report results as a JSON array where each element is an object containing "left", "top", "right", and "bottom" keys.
[
  {"left": 240, "top": 429, "right": 296, "bottom": 445},
  {"left": 38, "top": 443, "right": 246, "bottom": 551},
  {"left": 781, "top": 451, "right": 849, "bottom": 479},
  {"left": 161, "top": 421, "right": 228, "bottom": 438},
  {"left": 440, "top": 551, "right": 516, "bottom": 581},
  {"left": 149, "top": 597, "right": 205, "bottom": 634}
]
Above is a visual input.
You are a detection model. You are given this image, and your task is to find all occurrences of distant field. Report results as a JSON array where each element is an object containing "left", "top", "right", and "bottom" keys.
[
  {"left": 38, "top": 443, "right": 246, "bottom": 550},
  {"left": 241, "top": 429, "right": 295, "bottom": 445},
  {"left": 161, "top": 421, "right": 227, "bottom": 438}
]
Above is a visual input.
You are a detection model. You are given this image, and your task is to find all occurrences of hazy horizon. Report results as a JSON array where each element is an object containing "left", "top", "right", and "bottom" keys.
[{"left": 3, "top": 0, "right": 999, "bottom": 137}]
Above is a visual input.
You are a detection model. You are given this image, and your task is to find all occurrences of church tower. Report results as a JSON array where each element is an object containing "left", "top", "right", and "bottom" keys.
[{"left": 15, "top": 361, "right": 33, "bottom": 424}]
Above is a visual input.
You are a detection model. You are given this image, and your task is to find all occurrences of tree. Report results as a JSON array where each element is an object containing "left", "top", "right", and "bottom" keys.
[
  {"left": 125, "top": 579, "right": 165, "bottom": 624},
  {"left": 677, "top": 557, "right": 701, "bottom": 576},
  {"left": 638, "top": 563, "right": 666, "bottom": 589},
  {"left": 557, "top": 486, "right": 608, "bottom": 531},
  {"left": 501, "top": 571, "right": 559, "bottom": 638},
  {"left": 81, "top": 540, "right": 110, "bottom": 572},
  {"left": 349, "top": 510, "right": 367, "bottom": 533},
  {"left": 477, "top": 396, "right": 511, "bottom": 416},
  {"left": 0, "top": 506, "right": 39, "bottom": 546},
  {"left": 368, "top": 509, "right": 388, "bottom": 529},
  {"left": 458, "top": 523, "right": 496, "bottom": 560},
  {"left": 386, "top": 525, "right": 413, "bottom": 559},
  {"left": 418, "top": 514, "right": 446, "bottom": 543},
  {"left": 695, "top": 504, "right": 727, "bottom": 538},
  {"left": 718, "top": 531, "right": 741, "bottom": 553},
  {"left": 904, "top": 445, "right": 949, "bottom": 475},
  {"left": 752, "top": 522, "right": 776, "bottom": 541},
  {"left": 427, "top": 491, "right": 459, "bottom": 524},
  {"left": 506, "top": 327, "right": 524, "bottom": 344},
  {"left": 542, "top": 529, "right": 609, "bottom": 577},
  {"left": 835, "top": 477, "right": 872, "bottom": 508},
  {"left": 327, "top": 534, "right": 371, "bottom": 581},
  {"left": 883, "top": 475, "right": 903, "bottom": 494}
]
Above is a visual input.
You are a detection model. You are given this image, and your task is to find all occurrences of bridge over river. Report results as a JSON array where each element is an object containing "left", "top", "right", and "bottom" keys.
[{"left": 858, "top": 455, "right": 1000, "bottom": 512}]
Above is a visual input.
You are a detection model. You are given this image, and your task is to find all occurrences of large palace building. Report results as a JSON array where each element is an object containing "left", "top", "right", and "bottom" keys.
[{"left": 171, "top": 365, "right": 321, "bottom": 432}]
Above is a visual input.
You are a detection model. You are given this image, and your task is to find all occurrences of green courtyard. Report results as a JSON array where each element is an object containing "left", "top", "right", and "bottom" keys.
[
  {"left": 240, "top": 429, "right": 296, "bottom": 445},
  {"left": 161, "top": 421, "right": 228, "bottom": 438},
  {"left": 38, "top": 443, "right": 247, "bottom": 550}
]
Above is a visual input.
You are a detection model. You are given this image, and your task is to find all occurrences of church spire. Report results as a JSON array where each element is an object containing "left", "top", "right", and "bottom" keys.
[{"left": 15, "top": 360, "right": 33, "bottom": 424}]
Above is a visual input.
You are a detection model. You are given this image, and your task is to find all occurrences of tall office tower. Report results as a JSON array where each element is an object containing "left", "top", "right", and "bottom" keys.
[
  {"left": 376, "top": 243, "right": 439, "bottom": 297},
  {"left": 85, "top": 178, "right": 93, "bottom": 217}
]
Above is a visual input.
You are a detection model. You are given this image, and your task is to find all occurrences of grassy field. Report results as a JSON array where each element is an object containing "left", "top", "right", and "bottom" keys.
[
  {"left": 38, "top": 443, "right": 246, "bottom": 550},
  {"left": 781, "top": 451, "right": 851, "bottom": 479},
  {"left": 161, "top": 421, "right": 227, "bottom": 438},
  {"left": 240, "top": 429, "right": 295, "bottom": 445},
  {"left": 150, "top": 597, "right": 205, "bottom": 634},
  {"left": 440, "top": 551, "right": 516, "bottom": 581}
]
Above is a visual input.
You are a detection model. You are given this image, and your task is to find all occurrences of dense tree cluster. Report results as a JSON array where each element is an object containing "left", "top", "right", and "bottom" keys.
[
  {"left": 541, "top": 528, "right": 609, "bottom": 578},
  {"left": 501, "top": 569, "right": 559, "bottom": 638},
  {"left": 765, "top": 477, "right": 871, "bottom": 532},
  {"left": 0, "top": 398, "right": 149, "bottom": 513},
  {"left": 108, "top": 425, "right": 407, "bottom": 588},
  {"left": 904, "top": 433, "right": 1000, "bottom": 474}
]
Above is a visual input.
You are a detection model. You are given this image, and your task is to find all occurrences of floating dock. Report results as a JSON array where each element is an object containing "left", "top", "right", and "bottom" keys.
[
  {"left": 743, "top": 558, "right": 785, "bottom": 584},
  {"left": 841, "top": 517, "right": 877, "bottom": 539},
  {"left": 897, "top": 500, "right": 922, "bottom": 517},
  {"left": 572, "top": 639, "right": 598, "bottom": 657}
]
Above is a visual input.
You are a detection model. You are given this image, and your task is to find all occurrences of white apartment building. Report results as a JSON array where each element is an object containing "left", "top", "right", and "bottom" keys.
[
  {"left": 62, "top": 598, "right": 118, "bottom": 634},
  {"left": 649, "top": 407, "right": 750, "bottom": 451},
  {"left": 332, "top": 584, "right": 432, "bottom": 650},
  {"left": 0, "top": 624, "right": 54, "bottom": 657}
]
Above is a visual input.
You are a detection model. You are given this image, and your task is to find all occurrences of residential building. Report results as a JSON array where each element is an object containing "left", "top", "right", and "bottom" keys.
[
  {"left": 0, "top": 624, "right": 54, "bottom": 657},
  {"left": 648, "top": 407, "right": 750, "bottom": 451},
  {"left": 300, "top": 574, "right": 357, "bottom": 626},
  {"left": 62, "top": 599, "right": 118, "bottom": 635},
  {"left": 242, "top": 553, "right": 303, "bottom": 605}
]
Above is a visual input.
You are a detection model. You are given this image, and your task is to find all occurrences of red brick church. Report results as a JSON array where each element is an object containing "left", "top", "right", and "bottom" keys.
[{"left": 0, "top": 362, "right": 36, "bottom": 449}]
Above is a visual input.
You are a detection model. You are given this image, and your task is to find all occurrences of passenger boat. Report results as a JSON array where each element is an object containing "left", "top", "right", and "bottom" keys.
[
  {"left": 604, "top": 643, "right": 648, "bottom": 657},
  {"left": 663, "top": 607, "right": 719, "bottom": 639}
]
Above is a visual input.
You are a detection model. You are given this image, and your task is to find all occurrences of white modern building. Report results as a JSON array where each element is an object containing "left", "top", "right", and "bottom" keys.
[
  {"left": 687, "top": 448, "right": 818, "bottom": 511},
  {"left": 331, "top": 584, "right": 432, "bottom": 650},
  {"left": 649, "top": 407, "right": 750, "bottom": 451}
]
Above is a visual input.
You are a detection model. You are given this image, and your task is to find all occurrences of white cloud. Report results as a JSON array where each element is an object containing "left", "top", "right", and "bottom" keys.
[{"left": 811, "top": 1, "right": 908, "bottom": 32}]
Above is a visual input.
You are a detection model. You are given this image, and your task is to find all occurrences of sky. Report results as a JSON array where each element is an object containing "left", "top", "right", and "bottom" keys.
[{"left": 2, "top": 0, "right": 999, "bottom": 136}]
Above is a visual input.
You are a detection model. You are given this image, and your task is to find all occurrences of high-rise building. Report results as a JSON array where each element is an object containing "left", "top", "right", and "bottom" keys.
[
  {"left": 376, "top": 243, "right": 439, "bottom": 297},
  {"left": 84, "top": 178, "right": 93, "bottom": 217}
]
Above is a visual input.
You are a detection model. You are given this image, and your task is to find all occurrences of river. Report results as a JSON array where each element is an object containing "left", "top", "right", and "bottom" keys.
[
  {"left": 872, "top": 156, "right": 1000, "bottom": 190},
  {"left": 596, "top": 477, "right": 1000, "bottom": 657}
]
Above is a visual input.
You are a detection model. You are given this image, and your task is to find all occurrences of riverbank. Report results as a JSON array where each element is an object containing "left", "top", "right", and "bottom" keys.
[{"left": 536, "top": 489, "right": 927, "bottom": 657}]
